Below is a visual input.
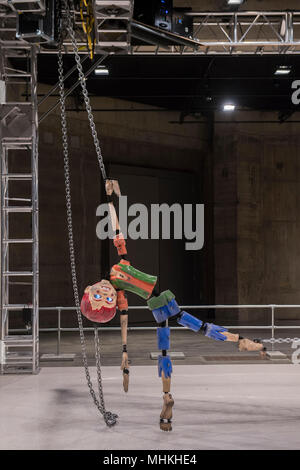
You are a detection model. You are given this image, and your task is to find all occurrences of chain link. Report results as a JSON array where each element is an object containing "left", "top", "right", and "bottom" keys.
[
  {"left": 58, "top": 0, "right": 117, "bottom": 427},
  {"left": 262, "top": 337, "right": 300, "bottom": 344},
  {"left": 62, "top": 0, "right": 107, "bottom": 180}
]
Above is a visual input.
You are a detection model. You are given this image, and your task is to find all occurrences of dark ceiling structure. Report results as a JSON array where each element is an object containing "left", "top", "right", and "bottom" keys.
[
  {"left": 4, "top": 0, "right": 298, "bottom": 122},
  {"left": 36, "top": 53, "right": 300, "bottom": 122}
]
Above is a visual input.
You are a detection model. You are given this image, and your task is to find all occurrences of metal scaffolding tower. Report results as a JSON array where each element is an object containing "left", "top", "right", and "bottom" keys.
[
  {"left": 0, "top": 45, "right": 39, "bottom": 374},
  {"left": 93, "top": 0, "right": 134, "bottom": 54}
]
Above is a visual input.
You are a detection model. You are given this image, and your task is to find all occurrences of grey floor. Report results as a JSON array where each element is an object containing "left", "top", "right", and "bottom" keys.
[
  {"left": 1, "top": 363, "right": 300, "bottom": 450},
  {"left": 39, "top": 329, "right": 296, "bottom": 367}
]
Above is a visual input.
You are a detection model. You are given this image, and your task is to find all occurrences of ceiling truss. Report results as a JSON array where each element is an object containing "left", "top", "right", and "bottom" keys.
[{"left": 0, "top": 1, "right": 300, "bottom": 55}]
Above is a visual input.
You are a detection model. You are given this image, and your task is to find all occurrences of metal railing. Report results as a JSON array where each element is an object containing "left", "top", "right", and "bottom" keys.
[{"left": 9, "top": 304, "right": 300, "bottom": 357}]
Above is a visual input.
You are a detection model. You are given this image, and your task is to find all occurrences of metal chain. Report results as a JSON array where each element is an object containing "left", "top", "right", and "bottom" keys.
[
  {"left": 262, "top": 337, "right": 300, "bottom": 344},
  {"left": 94, "top": 326, "right": 118, "bottom": 424},
  {"left": 62, "top": 0, "right": 107, "bottom": 180},
  {"left": 57, "top": 12, "right": 117, "bottom": 427}
]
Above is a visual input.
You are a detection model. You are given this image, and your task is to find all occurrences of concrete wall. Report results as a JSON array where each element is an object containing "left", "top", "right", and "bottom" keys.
[
  {"left": 35, "top": 90, "right": 210, "bottom": 327},
  {"left": 9, "top": 82, "right": 300, "bottom": 329},
  {"left": 214, "top": 111, "right": 300, "bottom": 324}
]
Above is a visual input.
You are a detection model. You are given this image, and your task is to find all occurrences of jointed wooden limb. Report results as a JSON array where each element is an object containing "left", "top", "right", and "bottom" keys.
[
  {"left": 120, "top": 314, "right": 128, "bottom": 344},
  {"left": 105, "top": 179, "right": 122, "bottom": 234},
  {"left": 160, "top": 371, "right": 174, "bottom": 432},
  {"left": 161, "top": 370, "right": 171, "bottom": 393},
  {"left": 222, "top": 332, "right": 239, "bottom": 342},
  {"left": 157, "top": 326, "right": 174, "bottom": 432},
  {"left": 105, "top": 179, "right": 131, "bottom": 392},
  {"left": 120, "top": 314, "right": 129, "bottom": 392},
  {"left": 119, "top": 290, "right": 129, "bottom": 392},
  {"left": 222, "top": 332, "right": 265, "bottom": 352}
]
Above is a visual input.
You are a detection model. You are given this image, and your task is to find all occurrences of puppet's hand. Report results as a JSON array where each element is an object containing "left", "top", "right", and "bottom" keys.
[
  {"left": 105, "top": 179, "right": 121, "bottom": 197},
  {"left": 121, "top": 351, "right": 129, "bottom": 370},
  {"left": 121, "top": 352, "right": 129, "bottom": 393},
  {"left": 204, "top": 323, "right": 228, "bottom": 341},
  {"left": 105, "top": 179, "right": 114, "bottom": 196}
]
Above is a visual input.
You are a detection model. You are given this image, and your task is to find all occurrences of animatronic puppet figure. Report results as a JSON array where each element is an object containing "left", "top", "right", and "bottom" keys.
[{"left": 80, "top": 179, "right": 265, "bottom": 432}]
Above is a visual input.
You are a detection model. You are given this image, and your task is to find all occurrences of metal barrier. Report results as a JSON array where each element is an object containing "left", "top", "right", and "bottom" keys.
[{"left": 10, "top": 304, "right": 300, "bottom": 357}]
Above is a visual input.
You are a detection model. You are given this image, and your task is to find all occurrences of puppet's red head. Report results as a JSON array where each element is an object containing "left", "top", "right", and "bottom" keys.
[{"left": 80, "top": 280, "right": 117, "bottom": 323}]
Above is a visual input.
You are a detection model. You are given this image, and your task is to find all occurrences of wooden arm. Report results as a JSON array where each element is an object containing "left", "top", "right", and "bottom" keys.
[
  {"left": 120, "top": 312, "right": 129, "bottom": 392},
  {"left": 120, "top": 313, "right": 128, "bottom": 346}
]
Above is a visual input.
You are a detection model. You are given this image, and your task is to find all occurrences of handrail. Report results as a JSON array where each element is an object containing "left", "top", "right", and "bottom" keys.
[{"left": 9, "top": 304, "right": 300, "bottom": 357}]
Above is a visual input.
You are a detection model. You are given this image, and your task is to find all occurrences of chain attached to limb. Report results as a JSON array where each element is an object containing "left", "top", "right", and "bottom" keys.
[
  {"left": 58, "top": 0, "right": 270, "bottom": 433},
  {"left": 58, "top": 0, "right": 117, "bottom": 427}
]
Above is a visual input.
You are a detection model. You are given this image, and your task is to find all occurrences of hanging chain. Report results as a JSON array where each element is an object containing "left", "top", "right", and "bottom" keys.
[
  {"left": 58, "top": 3, "right": 117, "bottom": 427},
  {"left": 262, "top": 337, "right": 300, "bottom": 344},
  {"left": 62, "top": 0, "right": 107, "bottom": 180},
  {"left": 94, "top": 326, "right": 109, "bottom": 404}
]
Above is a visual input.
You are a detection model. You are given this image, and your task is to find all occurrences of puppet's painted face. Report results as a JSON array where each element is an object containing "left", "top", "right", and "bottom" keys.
[
  {"left": 80, "top": 280, "right": 117, "bottom": 323},
  {"left": 88, "top": 280, "right": 117, "bottom": 309}
]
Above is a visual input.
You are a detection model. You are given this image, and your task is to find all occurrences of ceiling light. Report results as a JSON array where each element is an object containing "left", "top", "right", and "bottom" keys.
[
  {"left": 227, "top": 0, "right": 244, "bottom": 4},
  {"left": 95, "top": 66, "right": 109, "bottom": 76},
  {"left": 223, "top": 103, "right": 235, "bottom": 111},
  {"left": 274, "top": 65, "right": 291, "bottom": 76}
]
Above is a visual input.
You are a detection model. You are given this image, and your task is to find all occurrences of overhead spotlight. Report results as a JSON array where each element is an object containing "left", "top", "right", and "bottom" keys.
[
  {"left": 94, "top": 66, "right": 109, "bottom": 76},
  {"left": 274, "top": 65, "right": 291, "bottom": 76},
  {"left": 223, "top": 103, "right": 235, "bottom": 111},
  {"left": 227, "top": 0, "right": 244, "bottom": 5}
]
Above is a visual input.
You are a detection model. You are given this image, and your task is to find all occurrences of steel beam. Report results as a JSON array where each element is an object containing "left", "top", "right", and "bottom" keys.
[{"left": 1, "top": 3, "right": 300, "bottom": 54}]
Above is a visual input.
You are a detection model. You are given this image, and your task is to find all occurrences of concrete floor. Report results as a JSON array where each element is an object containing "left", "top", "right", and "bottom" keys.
[
  {"left": 39, "top": 329, "right": 296, "bottom": 367},
  {"left": 1, "top": 364, "right": 300, "bottom": 450}
]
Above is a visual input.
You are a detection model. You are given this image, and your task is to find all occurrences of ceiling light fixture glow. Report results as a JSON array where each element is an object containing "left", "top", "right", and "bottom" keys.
[
  {"left": 223, "top": 103, "right": 235, "bottom": 111},
  {"left": 95, "top": 66, "right": 109, "bottom": 76},
  {"left": 274, "top": 65, "right": 291, "bottom": 76},
  {"left": 227, "top": 0, "right": 244, "bottom": 5}
]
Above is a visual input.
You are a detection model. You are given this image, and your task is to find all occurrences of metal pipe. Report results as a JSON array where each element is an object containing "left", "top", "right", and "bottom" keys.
[
  {"left": 11, "top": 325, "right": 300, "bottom": 334},
  {"left": 10, "top": 303, "right": 295, "bottom": 360},
  {"left": 38, "top": 55, "right": 107, "bottom": 124},
  {"left": 271, "top": 305, "right": 275, "bottom": 352},
  {"left": 38, "top": 304, "right": 300, "bottom": 310},
  {"left": 131, "top": 50, "right": 300, "bottom": 55},
  {"left": 57, "top": 308, "right": 61, "bottom": 356},
  {"left": 185, "top": 11, "right": 300, "bottom": 17},
  {"left": 38, "top": 55, "right": 89, "bottom": 106},
  {"left": 31, "top": 45, "right": 39, "bottom": 373},
  {"left": 9, "top": 324, "right": 300, "bottom": 334}
]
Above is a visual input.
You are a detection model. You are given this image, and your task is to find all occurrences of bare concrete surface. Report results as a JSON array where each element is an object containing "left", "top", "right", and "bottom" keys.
[
  {"left": 1, "top": 364, "right": 300, "bottom": 450},
  {"left": 39, "top": 329, "right": 295, "bottom": 367}
]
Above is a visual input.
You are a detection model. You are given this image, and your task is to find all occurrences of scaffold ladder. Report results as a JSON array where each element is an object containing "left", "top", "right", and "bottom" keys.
[{"left": 0, "top": 45, "right": 39, "bottom": 374}]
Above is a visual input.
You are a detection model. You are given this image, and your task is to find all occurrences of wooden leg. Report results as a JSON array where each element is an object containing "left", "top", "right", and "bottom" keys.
[
  {"left": 162, "top": 371, "right": 171, "bottom": 393},
  {"left": 160, "top": 372, "right": 174, "bottom": 432},
  {"left": 223, "top": 331, "right": 266, "bottom": 356},
  {"left": 222, "top": 332, "right": 239, "bottom": 342}
]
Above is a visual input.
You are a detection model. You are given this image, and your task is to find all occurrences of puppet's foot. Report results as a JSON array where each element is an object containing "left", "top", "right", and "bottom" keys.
[
  {"left": 239, "top": 338, "right": 263, "bottom": 352},
  {"left": 123, "top": 369, "right": 129, "bottom": 393},
  {"left": 160, "top": 393, "right": 174, "bottom": 432}
]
